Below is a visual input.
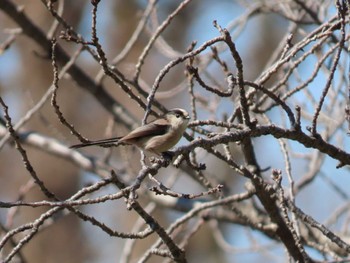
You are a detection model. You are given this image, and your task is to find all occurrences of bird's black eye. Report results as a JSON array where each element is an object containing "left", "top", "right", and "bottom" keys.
[{"left": 175, "top": 113, "right": 180, "bottom": 118}]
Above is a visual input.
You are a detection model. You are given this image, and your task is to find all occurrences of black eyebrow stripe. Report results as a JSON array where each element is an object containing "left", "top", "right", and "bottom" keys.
[{"left": 170, "top": 109, "right": 185, "bottom": 115}]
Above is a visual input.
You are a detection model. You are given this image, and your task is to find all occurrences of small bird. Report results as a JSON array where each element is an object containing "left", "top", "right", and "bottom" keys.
[{"left": 70, "top": 108, "right": 190, "bottom": 156}]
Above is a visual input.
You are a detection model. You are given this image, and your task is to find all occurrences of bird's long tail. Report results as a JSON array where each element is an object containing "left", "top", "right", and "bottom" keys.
[{"left": 70, "top": 137, "right": 122, "bottom": 149}]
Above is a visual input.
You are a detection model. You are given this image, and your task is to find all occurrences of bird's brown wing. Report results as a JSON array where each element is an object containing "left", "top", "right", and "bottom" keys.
[
  {"left": 70, "top": 119, "right": 170, "bottom": 149},
  {"left": 120, "top": 119, "right": 170, "bottom": 142}
]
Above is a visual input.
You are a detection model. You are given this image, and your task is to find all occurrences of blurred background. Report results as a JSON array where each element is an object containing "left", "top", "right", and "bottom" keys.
[{"left": 1, "top": 0, "right": 348, "bottom": 262}]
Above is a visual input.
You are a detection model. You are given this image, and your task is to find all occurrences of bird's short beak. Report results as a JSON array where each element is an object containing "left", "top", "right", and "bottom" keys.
[{"left": 186, "top": 116, "right": 190, "bottom": 119}]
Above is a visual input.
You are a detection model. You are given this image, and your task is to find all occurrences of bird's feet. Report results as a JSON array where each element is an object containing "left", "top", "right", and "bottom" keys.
[
  {"left": 161, "top": 151, "right": 175, "bottom": 160},
  {"left": 150, "top": 151, "right": 174, "bottom": 166}
]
